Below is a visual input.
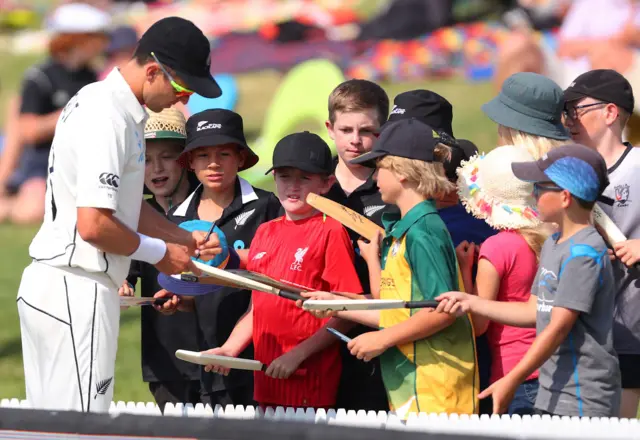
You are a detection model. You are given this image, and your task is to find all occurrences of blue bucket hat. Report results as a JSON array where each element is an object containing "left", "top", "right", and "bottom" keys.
[
  {"left": 157, "top": 220, "right": 233, "bottom": 296},
  {"left": 482, "top": 72, "right": 570, "bottom": 140}
]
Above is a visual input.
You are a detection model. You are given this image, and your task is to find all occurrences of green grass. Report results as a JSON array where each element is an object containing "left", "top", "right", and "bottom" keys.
[{"left": 0, "top": 52, "right": 499, "bottom": 402}]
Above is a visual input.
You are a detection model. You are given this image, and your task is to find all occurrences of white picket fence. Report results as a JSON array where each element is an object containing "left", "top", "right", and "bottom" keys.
[{"left": 2, "top": 398, "right": 639, "bottom": 439}]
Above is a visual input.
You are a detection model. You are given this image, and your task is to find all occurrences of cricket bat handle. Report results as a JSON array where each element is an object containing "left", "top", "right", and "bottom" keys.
[
  {"left": 405, "top": 300, "right": 439, "bottom": 309},
  {"left": 278, "top": 290, "right": 306, "bottom": 302}
]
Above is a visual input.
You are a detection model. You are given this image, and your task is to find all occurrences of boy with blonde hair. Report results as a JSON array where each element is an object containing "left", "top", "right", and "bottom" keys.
[{"left": 303, "top": 118, "right": 478, "bottom": 417}]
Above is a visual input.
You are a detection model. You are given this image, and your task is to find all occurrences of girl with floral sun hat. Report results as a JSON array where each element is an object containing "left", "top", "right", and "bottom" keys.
[{"left": 455, "top": 144, "right": 549, "bottom": 416}]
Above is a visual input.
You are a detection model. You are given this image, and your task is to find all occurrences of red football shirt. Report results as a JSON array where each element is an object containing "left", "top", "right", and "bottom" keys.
[{"left": 247, "top": 213, "right": 363, "bottom": 408}]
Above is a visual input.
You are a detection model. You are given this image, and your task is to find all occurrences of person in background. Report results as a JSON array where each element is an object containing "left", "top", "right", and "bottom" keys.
[
  {"left": 456, "top": 144, "right": 546, "bottom": 415},
  {"left": 385, "top": 89, "right": 497, "bottom": 415},
  {"left": 563, "top": 69, "right": 640, "bottom": 419},
  {"left": 99, "top": 25, "right": 139, "bottom": 81},
  {"left": 0, "top": 2, "right": 111, "bottom": 224}
]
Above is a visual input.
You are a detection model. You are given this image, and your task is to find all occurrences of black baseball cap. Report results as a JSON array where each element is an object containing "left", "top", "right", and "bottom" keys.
[
  {"left": 350, "top": 118, "right": 441, "bottom": 168},
  {"left": 180, "top": 109, "right": 258, "bottom": 171},
  {"left": 265, "top": 131, "right": 333, "bottom": 175},
  {"left": 386, "top": 90, "right": 454, "bottom": 137},
  {"left": 136, "top": 17, "right": 221, "bottom": 98},
  {"left": 564, "top": 69, "right": 635, "bottom": 114},
  {"left": 511, "top": 143, "right": 609, "bottom": 203}
]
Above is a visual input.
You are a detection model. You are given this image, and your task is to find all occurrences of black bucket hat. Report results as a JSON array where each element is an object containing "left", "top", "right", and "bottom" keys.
[{"left": 179, "top": 109, "right": 259, "bottom": 171}]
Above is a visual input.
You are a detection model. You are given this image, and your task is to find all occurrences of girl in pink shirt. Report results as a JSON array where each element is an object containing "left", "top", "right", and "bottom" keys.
[{"left": 456, "top": 145, "right": 548, "bottom": 415}]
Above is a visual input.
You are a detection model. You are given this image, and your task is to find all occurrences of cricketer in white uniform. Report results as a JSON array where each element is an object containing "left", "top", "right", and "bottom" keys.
[{"left": 16, "top": 16, "right": 223, "bottom": 413}]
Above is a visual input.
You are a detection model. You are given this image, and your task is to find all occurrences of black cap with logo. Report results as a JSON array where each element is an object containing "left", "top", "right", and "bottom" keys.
[
  {"left": 564, "top": 69, "right": 635, "bottom": 114},
  {"left": 384, "top": 89, "right": 478, "bottom": 180},
  {"left": 136, "top": 17, "right": 221, "bottom": 98},
  {"left": 387, "top": 90, "right": 454, "bottom": 137},
  {"left": 350, "top": 118, "right": 441, "bottom": 168},
  {"left": 266, "top": 131, "right": 333, "bottom": 175},
  {"left": 180, "top": 109, "right": 258, "bottom": 171}
]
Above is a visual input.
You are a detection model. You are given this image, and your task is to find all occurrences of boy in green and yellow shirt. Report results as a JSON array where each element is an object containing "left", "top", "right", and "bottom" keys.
[{"left": 301, "top": 118, "right": 478, "bottom": 417}]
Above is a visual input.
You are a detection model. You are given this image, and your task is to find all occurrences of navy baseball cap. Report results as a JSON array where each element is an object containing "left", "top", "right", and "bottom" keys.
[
  {"left": 136, "top": 17, "right": 221, "bottom": 98},
  {"left": 107, "top": 25, "right": 138, "bottom": 54},
  {"left": 180, "top": 109, "right": 258, "bottom": 171},
  {"left": 265, "top": 131, "right": 333, "bottom": 175},
  {"left": 511, "top": 144, "right": 609, "bottom": 202},
  {"left": 350, "top": 118, "right": 441, "bottom": 168}
]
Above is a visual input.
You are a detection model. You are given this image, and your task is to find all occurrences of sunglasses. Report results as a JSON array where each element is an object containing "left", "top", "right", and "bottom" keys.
[
  {"left": 533, "top": 182, "right": 564, "bottom": 199},
  {"left": 150, "top": 52, "right": 194, "bottom": 98}
]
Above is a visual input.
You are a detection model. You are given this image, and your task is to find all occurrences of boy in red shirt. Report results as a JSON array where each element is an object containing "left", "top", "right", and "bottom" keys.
[{"left": 203, "top": 131, "right": 362, "bottom": 409}]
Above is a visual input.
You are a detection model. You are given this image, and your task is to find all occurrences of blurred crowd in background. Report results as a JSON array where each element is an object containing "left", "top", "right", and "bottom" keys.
[{"left": 0, "top": 0, "right": 639, "bottom": 225}]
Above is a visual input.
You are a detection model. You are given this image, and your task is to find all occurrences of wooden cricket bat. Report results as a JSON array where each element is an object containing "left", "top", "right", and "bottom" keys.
[
  {"left": 592, "top": 204, "right": 627, "bottom": 245},
  {"left": 226, "top": 269, "right": 308, "bottom": 293},
  {"left": 175, "top": 350, "right": 266, "bottom": 371},
  {"left": 191, "top": 261, "right": 305, "bottom": 301},
  {"left": 306, "top": 192, "right": 384, "bottom": 241},
  {"left": 119, "top": 297, "right": 170, "bottom": 307},
  {"left": 302, "top": 298, "right": 440, "bottom": 311}
]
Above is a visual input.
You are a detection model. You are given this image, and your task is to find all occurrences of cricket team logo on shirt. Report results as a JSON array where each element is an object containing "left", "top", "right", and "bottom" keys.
[
  {"left": 234, "top": 209, "right": 255, "bottom": 229},
  {"left": 364, "top": 205, "right": 385, "bottom": 217},
  {"left": 290, "top": 247, "right": 308, "bottom": 271},
  {"left": 614, "top": 184, "right": 630, "bottom": 208}
]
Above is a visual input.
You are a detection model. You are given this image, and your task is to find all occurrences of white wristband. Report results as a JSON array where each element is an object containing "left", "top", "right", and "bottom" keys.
[{"left": 130, "top": 234, "right": 167, "bottom": 265}]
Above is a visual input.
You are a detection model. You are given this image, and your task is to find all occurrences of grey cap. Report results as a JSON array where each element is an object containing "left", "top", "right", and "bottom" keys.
[{"left": 482, "top": 72, "right": 570, "bottom": 140}]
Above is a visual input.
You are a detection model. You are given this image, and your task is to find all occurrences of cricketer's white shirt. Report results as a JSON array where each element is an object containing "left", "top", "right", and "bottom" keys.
[{"left": 29, "top": 68, "right": 148, "bottom": 289}]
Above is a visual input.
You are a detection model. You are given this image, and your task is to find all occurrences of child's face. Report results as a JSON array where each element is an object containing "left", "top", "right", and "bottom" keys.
[
  {"left": 326, "top": 109, "right": 380, "bottom": 164},
  {"left": 189, "top": 144, "right": 245, "bottom": 193},
  {"left": 274, "top": 168, "right": 333, "bottom": 220},
  {"left": 564, "top": 97, "right": 609, "bottom": 149},
  {"left": 532, "top": 182, "right": 568, "bottom": 223},
  {"left": 144, "top": 140, "right": 184, "bottom": 197},
  {"left": 374, "top": 165, "right": 403, "bottom": 204}
]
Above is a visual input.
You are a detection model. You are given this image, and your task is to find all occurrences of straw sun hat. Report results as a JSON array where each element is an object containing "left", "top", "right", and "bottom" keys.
[
  {"left": 144, "top": 107, "right": 187, "bottom": 141},
  {"left": 457, "top": 145, "right": 541, "bottom": 230}
]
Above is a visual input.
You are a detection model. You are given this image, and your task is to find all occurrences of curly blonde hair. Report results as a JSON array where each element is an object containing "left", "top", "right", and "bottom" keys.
[{"left": 377, "top": 143, "right": 454, "bottom": 199}]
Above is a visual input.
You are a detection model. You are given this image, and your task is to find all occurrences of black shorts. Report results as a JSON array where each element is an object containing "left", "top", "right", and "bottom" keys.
[{"left": 618, "top": 354, "right": 640, "bottom": 389}]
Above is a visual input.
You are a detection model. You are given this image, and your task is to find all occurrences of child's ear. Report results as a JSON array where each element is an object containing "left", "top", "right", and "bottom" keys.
[
  {"left": 325, "top": 120, "right": 335, "bottom": 140},
  {"left": 319, "top": 174, "right": 337, "bottom": 194},
  {"left": 237, "top": 148, "right": 247, "bottom": 170}
]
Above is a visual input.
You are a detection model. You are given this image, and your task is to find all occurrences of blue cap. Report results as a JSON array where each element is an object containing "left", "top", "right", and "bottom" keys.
[
  {"left": 107, "top": 25, "right": 138, "bottom": 54},
  {"left": 511, "top": 144, "right": 609, "bottom": 202}
]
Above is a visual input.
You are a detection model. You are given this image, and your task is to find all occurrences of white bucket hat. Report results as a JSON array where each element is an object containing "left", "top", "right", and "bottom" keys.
[
  {"left": 457, "top": 145, "right": 541, "bottom": 230},
  {"left": 46, "top": 3, "right": 111, "bottom": 34}
]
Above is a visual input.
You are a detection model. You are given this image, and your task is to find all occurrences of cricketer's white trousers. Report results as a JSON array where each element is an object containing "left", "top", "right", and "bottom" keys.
[{"left": 16, "top": 261, "right": 120, "bottom": 413}]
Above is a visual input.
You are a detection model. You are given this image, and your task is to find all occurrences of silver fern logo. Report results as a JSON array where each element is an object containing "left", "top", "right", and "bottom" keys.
[
  {"left": 94, "top": 377, "right": 113, "bottom": 399},
  {"left": 234, "top": 209, "right": 255, "bottom": 229},
  {"left": 364, "top": 205, "right": 385, "bottom": 217}
]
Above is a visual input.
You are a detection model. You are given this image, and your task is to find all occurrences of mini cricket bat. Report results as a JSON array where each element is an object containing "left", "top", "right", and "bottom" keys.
[
  {"left": 119, "top": 297, "right": 170, "bottom": 307},
  {"left": 175, "top": 349, "right": 265, "bottom": 371},
  {"left": 592, "top": 204, "right": 627, "bottom": 245},
  {"left": 226, "top": 269, "right": 308, "bottom": 293},
  {"left": 302, "top": 298, "right": 439, "bottom": 311},
  {"left": 191, "top": 261, "right": 306, "bottom": 302},
  {"left": 306, "top": 192, "right": 384, "bottom": 241}
]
